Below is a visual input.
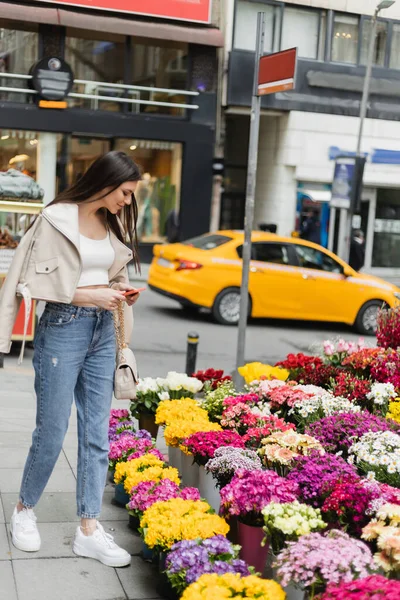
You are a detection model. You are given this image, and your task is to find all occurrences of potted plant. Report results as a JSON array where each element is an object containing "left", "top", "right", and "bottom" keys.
[
  {"left": 131, "top": 377, "right": 167, "bottom": 438},
  {"left": 180, "top": 573, "right": 285, "bottom": 600}
]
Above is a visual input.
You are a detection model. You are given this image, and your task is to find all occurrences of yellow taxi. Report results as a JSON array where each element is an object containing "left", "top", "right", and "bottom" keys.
[{"left": 148, "top": 231, "right": 400, "bottom": 335}]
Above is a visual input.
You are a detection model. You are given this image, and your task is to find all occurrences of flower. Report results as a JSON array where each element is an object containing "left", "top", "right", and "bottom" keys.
[
  {"left": 200, "top": 381, "right": 237, "bottom": 422},
  {"left": 262, "top": 501, "right": 326, "bottom": 553},
  {"left": 371, "top": 348, "right": 400, "bottom": 389},
  {"left": 362, "top": 503, "right": 400, "bottom": 574},
  {"left": 159, "top": 371, "right": 204, "bottom": 397},
  {"left": 114, "top": 455, "right": 180, "bottom": 493},
  {"left": 366, "top": 382, "right": 397, "bottom": 415},
  {"left": 165, "top": 537, "right": 251, "bottom": 594},
  {"left": 377, "top": 305, "right": 400, "bottom": 351},
  {"left": 219, "top": 469, "right": 299, "bottom": 526},
  {"left": 320, "top": 575, "right": 400, "bottom": 600},
  {"left": 306, "top": 412, "right": 400, "bottom": 458},
  {"left": 140, "top": 498, "right": 229, "bottom": 551},
  {"left": 108, "top": 420, "right": 138, "bottom": 442},
  {"left": 288, "top": 394, "right": 360, "bottom": 431},
  {"left": 205, "top": 447, "right": 262, "bottom": 489},
  {"left": 127, "top": 479, "right": 200, "bottom": 517},
  {"left": 242, "top": 416, "right": 295, "bottom": 450},
  {"left": 109, "top": 409, "right": 130, "bottom": 427},
  {"left": 238, "top": 362, "right": 289, "bottom": 385},
  {"left": 182, "top": 431, "right": 245, "bottom": 465},
  {"left": 274, "top": 530, "right": 377, "bottom": 591},
  {"left": 192, "top": 369, "right": 232, "bottom": 391},
  {"left": 108, "top": 434, "right": 162, "bottom": 468},
  {"left": 275, "top": 354, "right": 337, "bottom": 387},
  {"left": 349, "top": 431, "right": 400, "bottom": 487},
  {"left": 330, "top": 372, "right": 372, "bottom": 402},
  {"left": 258, "top": 431, "right": 324, "bottom": 475},
  {"left": 387, "top": 399, "right": 400, "bottom": 423},
  {"left": 287, "top": 452, "right": 358, "bottom": 507},
  {"left": 180, "top": 573, "right": 285, "bottom": 600}
]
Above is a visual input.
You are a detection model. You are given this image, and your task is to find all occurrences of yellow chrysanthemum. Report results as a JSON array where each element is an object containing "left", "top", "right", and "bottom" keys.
[
  {"left": 387, "top": 399, "right": 400, "bottom": 423},
  {"left": 140, "top": 498, "right": 229, "bottom": 551},
  {"left": 238, "top": 362, "right": 289, "bottom": 385},
  {"left": 155, "top": 398, "right": 203, "bottom": 426},
  {"left": 181, "top": 573, "right": 285, "bottom": 600},
  {"left": 114, "top": 455, "right": 180, "bottom": 492},
  {"left": 165, "top": 420, "right": 222, "bottom": 448}
]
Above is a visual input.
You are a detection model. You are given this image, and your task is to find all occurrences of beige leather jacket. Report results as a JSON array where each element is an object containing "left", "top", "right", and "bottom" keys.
[{"left": 0, "top": 202, "right": 135, "bottom": 355}]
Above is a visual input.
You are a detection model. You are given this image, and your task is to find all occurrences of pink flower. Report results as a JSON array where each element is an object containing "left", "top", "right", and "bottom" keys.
[
  {"left": 336, "top": 339, "right": 349, "bottom": 353},
  {"left": 323, "top": 342, "right": 335, "bottom": 357}
]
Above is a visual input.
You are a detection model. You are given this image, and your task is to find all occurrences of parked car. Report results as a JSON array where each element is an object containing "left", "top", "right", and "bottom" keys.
[{"left": 148, "top": 231, "right": 400, "bottom": 334}]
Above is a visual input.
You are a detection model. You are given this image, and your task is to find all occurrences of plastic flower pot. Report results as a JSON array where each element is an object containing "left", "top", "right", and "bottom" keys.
[
  {"left": 114, "top": 483, "right": 130, "bottom": 507},
  {"left": 237, "top": 521, "right": 269, "bottom": 574},
  {"left": 180, "top": 452, "right": 200, "bottom": 488},
  {"left": 264, "top": 550, "right": 306, "bottom": 600},
  {"left": 198, "top": 466, "right": 220, "bottom": 513},
  {"left": 128, "top": 514, "right": 140, "bottom": 531},
  {"left": 156, "top": 552, "right": 179, "bottom": 600},
  {"left": 141, "top": 540, "right": 158, "bottom": 563},
  {"left": 168, "top": 446, "right": 182, "bottom": 472},
  {"left": 138, "top": 413, "right": 159, "bottom": 440},
  {"left": 108, "top": 467, "right": 115, "bottom": 483}
]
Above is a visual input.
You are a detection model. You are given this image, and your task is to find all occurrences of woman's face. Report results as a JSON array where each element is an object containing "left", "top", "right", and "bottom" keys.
[{"left": 100, "top": 181, "right": 139, "bottom": 214}]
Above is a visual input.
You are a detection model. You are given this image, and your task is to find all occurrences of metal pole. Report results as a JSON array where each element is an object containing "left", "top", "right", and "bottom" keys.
[
  {"left": 185, "top": 331, "right": 199, "bottom": 376},
  {"left": 343, "top": 8, "right": 379, "bottom": 263},
  {"left": 234, "top": 12, "right": 265, "bottom": 388}
]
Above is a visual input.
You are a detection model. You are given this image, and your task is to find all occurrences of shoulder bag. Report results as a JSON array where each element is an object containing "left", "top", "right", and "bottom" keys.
[{"left": 113, "top": 302, "right": 138, "bottom": 400}]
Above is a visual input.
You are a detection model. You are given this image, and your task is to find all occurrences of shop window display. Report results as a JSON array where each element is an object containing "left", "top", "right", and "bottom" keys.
[
  {"left": 115, "top": 139, "right": 182, "bottom": 243},
  {"left": 372, "top": 189, "right": 400, "bottom": 269},
  {"left": 0, "top": 21, "right": 38, "bottom": 102}
]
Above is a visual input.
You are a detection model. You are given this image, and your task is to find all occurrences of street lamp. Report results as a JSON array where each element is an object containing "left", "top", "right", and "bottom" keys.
[{"left": 356, "top": 0, "right": 395, "bottom": 154}]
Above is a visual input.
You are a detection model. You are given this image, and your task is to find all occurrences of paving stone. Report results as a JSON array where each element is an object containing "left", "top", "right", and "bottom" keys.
[
  {"left": 0, "top": 466, "right": 76, "bottom": 494},
  {"left": 0, "top": 432, "right": 35, "bottom": 449},
  {"left": 0, "top": 523, "right": 11, "bottom": 560},
  {"left": 0, "top": 447, "right": 70, "bottom": 469},
  {"left": 0, "top": 561, "right": 18, "bottom": 600},
  {"left": 13, "top": 557, "right": 127, "bottom": 600},
  {"left": 0, "top": 495, "right": 5, "bottom": 523},
  {"left": 117, "top": 557, "right": 161, "bottom": 599},
  {"left": 0, "top": 418, "right": 37, "bottom": 433}
]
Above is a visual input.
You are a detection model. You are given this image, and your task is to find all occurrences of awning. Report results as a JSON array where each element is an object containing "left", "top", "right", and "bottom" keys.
[
  {"left": 299, "top": 189, "right": 332, "bottom": 203},
  {"left": 0, "top": 2, "right": 224, "bottom": 47}
]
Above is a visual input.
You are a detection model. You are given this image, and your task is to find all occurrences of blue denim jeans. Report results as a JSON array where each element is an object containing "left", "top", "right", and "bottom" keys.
[{"left": 20, "top": 303, "right": 116, "bottom": 518}]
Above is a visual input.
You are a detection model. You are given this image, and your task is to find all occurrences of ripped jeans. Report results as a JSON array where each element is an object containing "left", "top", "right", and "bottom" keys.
[{"left": 19, "top": 303, "right": 116, "bottom": 518}]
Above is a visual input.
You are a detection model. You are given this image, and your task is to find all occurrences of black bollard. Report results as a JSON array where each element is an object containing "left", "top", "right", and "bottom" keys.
[{"left": 185, "top": 331, "right": 199, "bottom": 376}]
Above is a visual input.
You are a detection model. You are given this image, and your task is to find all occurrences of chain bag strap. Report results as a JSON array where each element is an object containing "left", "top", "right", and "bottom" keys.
[{"left": 113, "top": 301, "right": 138, "bottom": 400}]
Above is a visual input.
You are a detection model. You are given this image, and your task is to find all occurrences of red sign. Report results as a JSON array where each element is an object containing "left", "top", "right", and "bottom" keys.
[
  {"left": 258, "top": 48, "right": 297, "bottom": 96},
  {"left": 35, "top": 0, "right": 212, "bottom": 23}
]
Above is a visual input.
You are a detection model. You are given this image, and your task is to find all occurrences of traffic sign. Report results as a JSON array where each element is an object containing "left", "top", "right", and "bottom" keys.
[{"left": 258, "top": 47, "right": 297, "bottom": 96}]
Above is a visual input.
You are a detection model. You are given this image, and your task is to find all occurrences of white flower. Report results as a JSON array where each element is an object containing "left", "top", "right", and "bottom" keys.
[
  {"left": 137, "top": 377, "right": 159, "bottom": 394},
  {"left": 367, "top": 382, "right": 396, "bottom": 405},
  {"left": 158, "top": 391, "right": 170, "bottom": 401}
]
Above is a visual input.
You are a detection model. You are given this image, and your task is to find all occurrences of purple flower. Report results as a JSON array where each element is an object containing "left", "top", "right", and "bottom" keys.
[
  {"left": 205, "top": 447, "right": 262, "bottom": 488},
  {"left": 220, "top": 469, "right": 299, "bottom": 525},
  {"left": 127, "top": 479, "right": 200, "bottom": 514},
  {"left": 287, "top": 452, "right": 358, "bottom": 507},
  {"left": 165, "top": 536, "right": 251, "bottom": 594},
  {"left": 306, "top": 412, "right": 400, "bottom": 458}
]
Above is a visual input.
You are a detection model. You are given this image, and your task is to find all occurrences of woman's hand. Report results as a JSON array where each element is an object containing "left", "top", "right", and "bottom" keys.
[
  {"left": 89, "top": 288, "right": 127, "bottom": 311},
  {"left": 112, "top": 282, "right": 141, "bottom": 306}
]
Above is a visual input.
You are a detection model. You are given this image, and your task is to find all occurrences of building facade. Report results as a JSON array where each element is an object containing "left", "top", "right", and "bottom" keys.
[
  {"left": 0, "top": 0, "right": 223, "bottom": 260},
  {"left": 222, "top": 0, "right": 400, "bottom": 278}
]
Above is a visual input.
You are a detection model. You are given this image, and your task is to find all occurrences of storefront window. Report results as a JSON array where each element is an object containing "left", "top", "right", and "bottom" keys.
[
  {"left": 372, "top": 189, "right": 400, "bottom": 268},
  {"left": 281, "top": 7, "right": 325, "bottom": 60},
  {"left": 234, "top": 1, "right": 280, "bottom": 53},
  {"left": 331, "top": 14, "right": 359, "bottom": 64},
  {"left": 115, "top": 139, "right": 182, "bottom": 242},
  {"left": 390, "top": 23, "right": 400, "bottom": 69},
  {"left": 0, "top": 21, "right": 38, "bottom": 102},
  {"left": 360, "top": 19, "right": 387, "bottom": 66},
  {"left": 0, "top": 129, "right": 38, "bottom": 177},
  {"left": 130, "top": 39, "right": 188, "bottom": 116},
  {"left": 65, "top": 31, "right": 126, "bottom": 111}
]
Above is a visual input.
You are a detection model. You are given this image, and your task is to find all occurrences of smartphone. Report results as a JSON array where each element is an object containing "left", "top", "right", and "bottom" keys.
[{"left": 123, "top": 287, "right": 146, "bottom": 297}]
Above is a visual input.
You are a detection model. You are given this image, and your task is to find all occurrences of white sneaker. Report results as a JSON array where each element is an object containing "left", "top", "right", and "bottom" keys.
[
  {"left": 73, "top": 522, "right": 131, "bottom": 567},
  {"left": 10, "top": 507, "right": 41, "bottom": 552}
]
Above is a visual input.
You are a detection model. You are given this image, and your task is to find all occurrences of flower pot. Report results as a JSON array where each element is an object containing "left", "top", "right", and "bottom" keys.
[
  {"left": 128, "top": 514, "right": 140, "bottom": 531},
  {"left": 198, "top": 466, "right": 220, "bottom": 513},
  {"left": 141, "top": 540, "right": 158, "bottom": 564},
  {"left": 108, "top": 468, "right": 115, "bottom": 483},
  {"left": 180, "top": 452, "right": 200, "bottom": 488},
  {"left": 168, "top": 446, "right": 182, "bottom": 472},
  {"left": 114, "top": 483, "right": 130, "bottom": 507},
  {"left": 156, "top": 552, "right": 179, "bottom": 600},
  {"left": 237, "top": 522, "right": 269, "bottom": 574},
  {"left": 264, "top": 550, "right": 306, "bottom": 600},
  {"left": 138, "top": 413, "right": 159, "bottom": 440}
]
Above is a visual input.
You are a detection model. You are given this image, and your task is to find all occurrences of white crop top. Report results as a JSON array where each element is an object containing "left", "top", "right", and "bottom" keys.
[{"left": 77, "top": 232, "right": 115, "bottom": 288}]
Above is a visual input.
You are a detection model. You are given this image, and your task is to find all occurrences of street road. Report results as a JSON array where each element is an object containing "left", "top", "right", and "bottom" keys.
[
  {"left": 3, "top": 282, "right": 365, "bottom": 376},
  {"left": 129, "top": 278, "right": 364, "bottom": 378}
]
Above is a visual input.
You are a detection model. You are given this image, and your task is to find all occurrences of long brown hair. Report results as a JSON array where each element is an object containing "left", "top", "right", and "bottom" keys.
[{"left": 48, "top": 151, "right": 141, "bottom": 271}]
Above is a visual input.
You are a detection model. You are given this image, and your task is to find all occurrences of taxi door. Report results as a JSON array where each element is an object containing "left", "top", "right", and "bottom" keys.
[{"left": 244, "top": 242, "right": 302, "bottom": 318}]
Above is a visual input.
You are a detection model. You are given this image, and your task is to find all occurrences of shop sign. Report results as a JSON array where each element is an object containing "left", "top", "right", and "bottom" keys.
[
  {"left": 374, "top": 219, "right": 400, "bottom": 234},
  {"left": 34, "top": 0, "right": 212, "bottom": 24},
  {"left": 30, "top": 57, "right": 74, "bottom": 102},
  {"left": 0, "top": 249, "right": 16, "bottom": 275},
  {"left": 258, "top": 48, "right": 297, "bottom": 96},
  {"left": 330, "top": 158, "right": 355, "bottom": 210}
]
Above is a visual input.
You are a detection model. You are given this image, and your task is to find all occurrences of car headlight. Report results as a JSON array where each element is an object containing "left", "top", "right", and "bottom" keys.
[{"left": 394, "top": 292, "right": 400, "bottom": 301}]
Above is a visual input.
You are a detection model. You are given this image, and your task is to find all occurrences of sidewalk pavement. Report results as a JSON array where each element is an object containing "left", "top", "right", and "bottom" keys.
[{"left": 0, "top": 357, "right": 165, "bottom": 600}]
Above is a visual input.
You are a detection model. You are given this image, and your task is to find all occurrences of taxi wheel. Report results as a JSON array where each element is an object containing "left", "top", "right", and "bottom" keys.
[
  {"left": 355, "top": 300, "right": 386, "bottom": 336},
  {"left": 212, "top": 287, "right": 251, "bottom": 325}
]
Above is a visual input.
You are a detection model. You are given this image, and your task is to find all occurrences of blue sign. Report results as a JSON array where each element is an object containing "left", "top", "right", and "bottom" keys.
[
  {"left": 331, "top": 157, "right": 356, "bottom": 209},
  {"left": 329, "top": 146, "right": 400, "bottom": 165}
]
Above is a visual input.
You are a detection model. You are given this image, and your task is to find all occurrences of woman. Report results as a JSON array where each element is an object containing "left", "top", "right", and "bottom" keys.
[{"left": 0, "top": 151, "right": 142, "bottom": 567}]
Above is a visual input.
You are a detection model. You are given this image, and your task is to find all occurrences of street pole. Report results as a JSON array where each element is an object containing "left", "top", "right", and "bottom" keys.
[
  {"left": 234, "top": 12, "right": 265, "bottom": 388},
  {"left": 343, "top": 1, "right": 394, "bottom": 262}
]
